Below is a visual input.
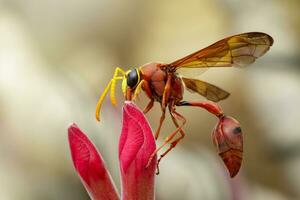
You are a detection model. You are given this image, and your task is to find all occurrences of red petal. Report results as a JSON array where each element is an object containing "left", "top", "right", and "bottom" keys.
[
  {"left": 212, "top": 116, "right": 243, "bottom": 177},
  {"left": 119, "top": 102, "right": 156, "bottom": 200},
  {"left": 68, "top": 123, "right": 119, "bottom": 200}
]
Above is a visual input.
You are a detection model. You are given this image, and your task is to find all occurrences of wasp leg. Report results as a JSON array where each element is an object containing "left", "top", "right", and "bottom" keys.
[
  {"left": 141, "top": 80, "right": 154, "bottom": 114},
  {"left": 143, "top": 99, "right": 154, "bottom": 114},
  {"left": 146, "top": 103, "right": 186, "bottom": 173},
  {"left": 154, "top": 74, "right": 172, "bottom": 139},
  {"left": 155, "top": 108, "right": 166, "bottom": 140},
  {"left": 177, "top": 101, "right": 224, "bottom": 118},
  {"left": 162, "top": 73, "right": 172, "bottom": 110},
  {"left": 132, "top": 80, "right": 144, "bottom": 101},
  {"left": 154, "top": 107, "right": 186, "bottom": 174},
  {"left": 168, "top": 104, "right": 186, "bottom": 151}
]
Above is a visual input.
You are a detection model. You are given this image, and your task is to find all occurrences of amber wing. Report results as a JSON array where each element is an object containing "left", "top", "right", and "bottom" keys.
[
  {"left": 169, "top": 32, "right": 273, "bottom": 69},
  {"left": 182, "top": 77, "right": 230, "bottom": 102}
]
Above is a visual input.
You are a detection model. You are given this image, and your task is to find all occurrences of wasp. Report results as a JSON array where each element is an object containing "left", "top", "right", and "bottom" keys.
[{"left": 95, "top": 32, "right": 273, "bottom": 175}]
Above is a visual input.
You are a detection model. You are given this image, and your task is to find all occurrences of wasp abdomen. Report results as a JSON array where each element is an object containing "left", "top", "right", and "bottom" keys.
[{"left": 212, "top": 116, "right": 243, "bottom": 178}]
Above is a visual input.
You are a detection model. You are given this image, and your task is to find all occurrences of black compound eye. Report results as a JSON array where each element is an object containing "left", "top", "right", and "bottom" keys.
[
  {"left": 127, "top": 69, "right": 139, "bottom": 88},
  {"left": 233, "top": 127, "right": 242, "bottom": 135}
]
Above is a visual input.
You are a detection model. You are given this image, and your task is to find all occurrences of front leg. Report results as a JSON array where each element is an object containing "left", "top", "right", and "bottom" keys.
[
  {"left": 144, "top": 100, "right": 154, "bottom": 114},
  {"left": 141, "top": 80, "right": 154, "bottom": 114},
  {"left": 161, "top": 73, "right": 172, "bottom": 110},
  {"left": 155, "top": 74, "right": 172, "bottom": 139}
]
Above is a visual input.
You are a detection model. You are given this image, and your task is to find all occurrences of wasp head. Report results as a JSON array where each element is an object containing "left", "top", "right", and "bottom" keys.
[{"left": 122, "top": 68, "right": 140, "bottom": 91}]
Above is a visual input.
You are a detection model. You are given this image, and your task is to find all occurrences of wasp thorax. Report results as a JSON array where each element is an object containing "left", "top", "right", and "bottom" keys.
[{"left": 126, "top": 68, "right": 140, "bottom": 89}]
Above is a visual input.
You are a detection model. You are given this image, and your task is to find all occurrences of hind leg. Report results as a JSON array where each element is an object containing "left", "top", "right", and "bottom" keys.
[
  {"left": 146, "top": 102, "right": 186, "bottom": 174},
  {"left": 155, "top": 105, "right": 186, "bottom": 173}
]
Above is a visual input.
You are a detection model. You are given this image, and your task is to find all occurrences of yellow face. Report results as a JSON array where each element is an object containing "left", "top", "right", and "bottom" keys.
[{"left": 122, "top": 68, "right": 140, "bottom": 94}]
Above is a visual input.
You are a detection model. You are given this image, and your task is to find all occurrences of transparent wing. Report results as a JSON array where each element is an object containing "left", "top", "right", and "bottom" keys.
[
  {"left": 182, "top": 77, "right": 230, "bottom": 102},
  {"left": 169, "top": 32, "right": 273, "bottom": 69},
  {"left": 177, "top": 68, "right": 208, "bottom": 78}
]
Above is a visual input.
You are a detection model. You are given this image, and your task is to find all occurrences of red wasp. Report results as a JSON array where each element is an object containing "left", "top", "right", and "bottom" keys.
[{"left": 95, "top": 32, "right": 273, "bottom": 176}]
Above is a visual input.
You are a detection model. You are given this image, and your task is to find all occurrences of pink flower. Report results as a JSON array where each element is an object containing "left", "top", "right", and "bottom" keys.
[
  {"left": 68, "top": 123, "right": 119, "bottom": 200},
  {"left": 68, "top": 102, "right": 157, "bottom": 200}
]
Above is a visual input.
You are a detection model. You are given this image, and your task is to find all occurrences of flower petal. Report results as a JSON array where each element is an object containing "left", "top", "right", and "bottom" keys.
[
  {"left": 68, "top": 123, "right": 119, "bottom": 200},
  {"left": 212, "top": 116, "right": 243, "bottom": 178},
  {"left": 119, "top": 102, "right": 156, "bottom": 200}
]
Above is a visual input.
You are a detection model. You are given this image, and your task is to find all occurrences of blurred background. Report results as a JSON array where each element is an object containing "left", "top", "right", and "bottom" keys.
[{"left": 0, "top": 0, "right": 299, "bottom": 199}]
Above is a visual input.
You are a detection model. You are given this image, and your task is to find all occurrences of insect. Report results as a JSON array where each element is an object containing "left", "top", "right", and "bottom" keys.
[{"left": 95, "top": 32, "right": 273, "bottom": 176}]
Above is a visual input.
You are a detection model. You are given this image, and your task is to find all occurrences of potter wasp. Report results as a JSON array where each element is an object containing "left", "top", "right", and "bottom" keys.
[{"left": 95, "top": 32, "right": 273, "bottom": 176}]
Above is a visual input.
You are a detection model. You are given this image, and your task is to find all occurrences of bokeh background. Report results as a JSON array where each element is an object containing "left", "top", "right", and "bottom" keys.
[{"left": 1, "top": 0, "right": 300, "bottom": 199}]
